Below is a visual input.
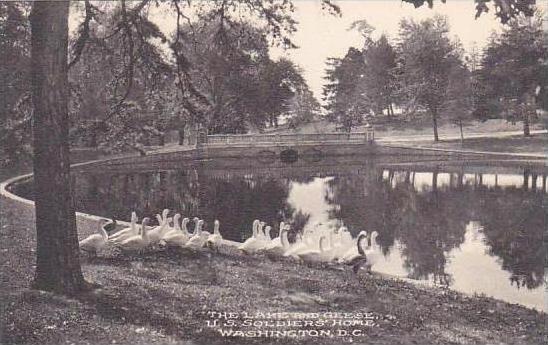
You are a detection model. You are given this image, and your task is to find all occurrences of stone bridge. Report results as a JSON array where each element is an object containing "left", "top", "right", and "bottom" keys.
[{"left": 196, "top": 129, "right": 375, "bottom": 159}]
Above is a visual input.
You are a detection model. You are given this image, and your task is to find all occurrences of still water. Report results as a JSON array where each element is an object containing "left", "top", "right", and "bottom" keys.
[{"left": 13, "top": 157, "right": 547, "bottom": 311}]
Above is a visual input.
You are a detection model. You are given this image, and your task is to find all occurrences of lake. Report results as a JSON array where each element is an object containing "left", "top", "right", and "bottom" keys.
[{"left": 12, "top": 156, "right": 547, "bottom": 311}]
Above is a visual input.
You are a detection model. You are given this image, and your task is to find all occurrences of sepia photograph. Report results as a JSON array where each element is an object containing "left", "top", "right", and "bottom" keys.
[{"left": 0, "top": 0, "right": 547, "bottom": 344}]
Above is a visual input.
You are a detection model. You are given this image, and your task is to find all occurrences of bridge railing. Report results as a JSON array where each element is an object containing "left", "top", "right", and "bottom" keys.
[{"left": 204, "top": 129, "right": 374, "bottom": 146}]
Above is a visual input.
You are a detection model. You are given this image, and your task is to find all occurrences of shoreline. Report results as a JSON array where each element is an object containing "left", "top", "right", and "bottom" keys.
[
  {"left": 1, "top": 192, "right": 545, "bottom": 345},
  {"left": 1, "top": 147, "right": 546, "bottom": 345}
]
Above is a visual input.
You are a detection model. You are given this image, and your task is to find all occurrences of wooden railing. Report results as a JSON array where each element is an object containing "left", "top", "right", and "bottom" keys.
[{"left": 204, "top": 129, "right": 374, "bottom": 146}]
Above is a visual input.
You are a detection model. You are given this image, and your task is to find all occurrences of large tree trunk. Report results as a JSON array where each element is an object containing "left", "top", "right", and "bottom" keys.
[
  {"left": 30, "top": 2, "right": 88, "bottom": 295},
  {"left": 431, "top": 109, "right": 439, "bottom": 142}
]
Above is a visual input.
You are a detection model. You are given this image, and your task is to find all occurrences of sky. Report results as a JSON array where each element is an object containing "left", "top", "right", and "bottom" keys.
[
  {"left": 269, "top": 0, "right": 506, "bottom": 99},
  {"left": 70, "top": 0, "right": 546, "bottom": 101}
]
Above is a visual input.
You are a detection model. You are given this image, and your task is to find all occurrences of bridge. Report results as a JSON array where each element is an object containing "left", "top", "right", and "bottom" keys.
[{"left": 197, "top": 129, "right": 375, "bottom": 159}]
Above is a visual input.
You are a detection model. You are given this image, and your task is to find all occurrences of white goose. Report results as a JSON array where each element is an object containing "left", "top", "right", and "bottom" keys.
[
  {"left": 238, "top": 220, "right": 264, "bottom": 254},
  {"left": 148, "top": 209, "right": 170, "bottom": 244},
  {"left": 262, "top": 223, "right": 290, "bottom": 256},
  {"left": 79, "top": 219, "right": 110, "bottom": 256},
  {"left": 186, "top": 219, "right": 207, "bottom": 249},
  {"left": 297, "top": 235, "right": 328, "bottom": 263},
  {"left": 316, "top": 228, "right": 341, "bottom": 262},
  {"left": 339, "top": 231, "right": 368, "bottom": 263},
  {"left": 206, "top": 220, "right": 223, "bottom": 248},
  {"left": 161, "top": 213, "right": 182, "bottom": 239},
  {"left": 362, "top": 231, "right": 381, "bottom": 270},
  {"left": 283, "top": 228, "right": 315, "bottom": 258},
  {"left": 180, "top": 217, "right": 190, "bottom": 236},
  {"left": 118, "top": 217, "right": 151, "bottom": 251},
  {"left": 108, "top": 211, "right": 138, "bottom": 243},
  {"left": 161, "top": 216, "right": 190, "bottom": 247}
]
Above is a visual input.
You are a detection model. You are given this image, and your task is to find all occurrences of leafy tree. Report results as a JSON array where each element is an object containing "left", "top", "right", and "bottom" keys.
[
  {"left": 24, "top": 0, "right": 339, "bottom": 295},
  {"left": 323, "top": 48, "right": 370, "bottom": 132},
  {"left": 68, "top": 6, "right": 176, "bottom": 152},
  {"left": 396, "top": 15, "right": 460, "bottom": 141},
  {"left": 478, "top": 14, "right": 546, "bottom": 136},
  {"left": 286, "top": 85, "right": 321, "bottom": 130},
  {"left": 0, "top": 3, "right": 31, "bottom": 165},
  {"left": 363, "top": 34, "right": 398, "bottom": 117},
  {"left": 443, "top": 63, "right": 475, "bottom": 144}
]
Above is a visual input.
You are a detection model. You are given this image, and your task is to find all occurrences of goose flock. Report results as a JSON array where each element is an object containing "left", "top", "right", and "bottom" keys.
[{"left": 79, "top": 210, "right": 380, "bottom": 271}]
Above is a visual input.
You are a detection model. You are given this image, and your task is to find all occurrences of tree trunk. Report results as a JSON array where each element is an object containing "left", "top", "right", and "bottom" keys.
[
  {"left": 459, "top": 119, "right": 464, "bottom": 147},
  {"left": 30, "top": 2, "right": 88, "bottom": 294},
  {"left": 431, "top": 109, "right": 439, "bottom": 142},
  {"left": 523, "top": 111, "right": 530, "bottom": 137},
  {"left": 178, "top": 125, "right": 185, "bottom": 145}
]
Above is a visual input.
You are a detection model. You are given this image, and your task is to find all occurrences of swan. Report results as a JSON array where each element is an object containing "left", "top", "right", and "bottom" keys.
[
  {"left": 118, "top": 217, "right": 151, "bottom": 251},
  {"left": 238, "top": 220, "right": 265, "bottom": 254},
  {"left": 148, "top": 209, "right": 170, "bottom": 244},
  {"left": 297, "top": 236, "right": 328, "bottom": 263},
  {"left": 186, "top": 219, "right": 207, "bottom": 249},
  {"left": 206, "top": 220, "right": 223, "bottom": 248},
  {"left": 79, "top": 219, "right": 110, "bottom": 256},
  {"left": 108, "top": 212, "right": 138, "bottom": 242}
]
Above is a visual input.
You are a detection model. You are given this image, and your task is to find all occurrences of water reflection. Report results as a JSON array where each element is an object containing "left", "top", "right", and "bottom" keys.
[{"left": 12, "top": 157, "right": 547, "bottom": 310}]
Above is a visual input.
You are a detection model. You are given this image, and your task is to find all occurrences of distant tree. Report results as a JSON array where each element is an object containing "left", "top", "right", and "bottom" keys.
[
  {"left": 287, "top": 85, "right": 321, "bottom": 130},
  {"left": 443, "top": 63, "right": 475, "bottom": 144},
  {"left": 396, "top": 15, "right": 460, "bottom": 141},
  {"left": 363, "top": 34, "right": 398, "bottom": 117},
  {"left": 479, "top": 14, "right": 546, "bottom": 136},
  {"left": 323, "top": 48, "right": 370, "bottom": 132}
]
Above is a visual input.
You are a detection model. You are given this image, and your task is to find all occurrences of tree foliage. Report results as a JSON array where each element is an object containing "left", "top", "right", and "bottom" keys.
[
  {"left": 396, "top": 15, "right": 461, "bottom": 141},
  {"left": 477, "top": 13, "right": 546, "bottom": 135},
  {"left": 0, "top": 3, "right": 31, "bottom": 164},
  {"left": 323, "top": 48, "right": 370, "bottom": 132},
  {"left": 402, "top": 0, "right": 537, "bottom": 24}
]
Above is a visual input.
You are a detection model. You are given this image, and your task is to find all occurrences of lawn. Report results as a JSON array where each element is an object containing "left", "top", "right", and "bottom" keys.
[{"left": 399, "top": 134, "right": 547, "bottom": 156}]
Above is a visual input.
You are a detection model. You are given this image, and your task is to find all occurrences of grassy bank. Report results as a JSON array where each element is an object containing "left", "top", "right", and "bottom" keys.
[
  {"left": 267, "top": 118, "right": 545, "bottom": 139},
  {"left": 398, "top": 134, "right": 547, "bottom": 156},
  {"left": 1, "top": 195, "right": 546, "bottom": 345}
]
